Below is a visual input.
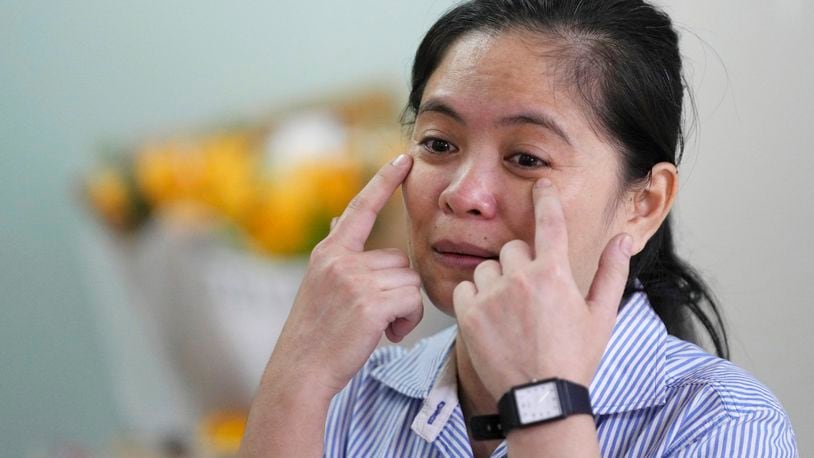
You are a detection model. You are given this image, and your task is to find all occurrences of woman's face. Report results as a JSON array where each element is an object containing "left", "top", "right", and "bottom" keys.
[{"left": 403, "top": 31, "right": 632, "bottom": 316}]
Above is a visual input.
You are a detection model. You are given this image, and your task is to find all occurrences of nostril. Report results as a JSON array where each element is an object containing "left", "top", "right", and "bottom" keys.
[{"left": 467, "top": 209, "right": 482, "bottom": 216}]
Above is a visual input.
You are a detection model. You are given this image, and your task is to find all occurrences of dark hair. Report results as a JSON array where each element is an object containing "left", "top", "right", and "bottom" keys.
[{"left": 403, "top": 0, "right": 729, "bottom": 359}]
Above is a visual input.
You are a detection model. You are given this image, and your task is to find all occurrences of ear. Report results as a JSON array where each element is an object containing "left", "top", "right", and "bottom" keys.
[{"left": 622, "top": 162, "right": 678, "bottom": 255}]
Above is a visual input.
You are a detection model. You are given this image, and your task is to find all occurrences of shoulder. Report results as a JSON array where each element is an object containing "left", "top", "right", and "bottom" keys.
[
  {"left": 660, "top": 336, "right": 797, "bottom": 456},
  {"left": 663, "top": 336, "right": 784, "bottom": 418}
]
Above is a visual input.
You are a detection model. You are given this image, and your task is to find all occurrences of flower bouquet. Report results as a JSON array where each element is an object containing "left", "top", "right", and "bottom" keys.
[{"left": 80, "top": 88, "right": 417, "bottom": 455}]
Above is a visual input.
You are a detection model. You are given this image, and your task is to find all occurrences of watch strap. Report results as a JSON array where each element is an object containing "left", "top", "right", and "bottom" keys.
[
  {"left": 470, "top": 378, "right": 592, "bottom": 441},
  {"left": 558, "top": 378, "right": 592, "bottom": 417},
  {"left": 469, "top": 414, "right": 504, "bottom": 440}
]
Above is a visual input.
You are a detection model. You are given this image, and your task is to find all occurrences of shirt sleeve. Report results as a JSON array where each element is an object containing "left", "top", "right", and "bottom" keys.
[
  {"left": 323, "top": 346, "right": 403, "bottom": 457},
  {"left": 669, "top": 407, "right": 798, "bottom": 457}
]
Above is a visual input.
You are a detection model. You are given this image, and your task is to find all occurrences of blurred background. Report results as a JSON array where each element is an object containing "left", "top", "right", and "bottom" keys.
[{"left": 1, "top": 0, "right": 811, "bottom": 456}]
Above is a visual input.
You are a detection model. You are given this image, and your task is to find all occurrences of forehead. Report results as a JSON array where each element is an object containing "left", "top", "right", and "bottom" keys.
[{"left": 421, "top": 30, "right": 601, "bottom": 144}]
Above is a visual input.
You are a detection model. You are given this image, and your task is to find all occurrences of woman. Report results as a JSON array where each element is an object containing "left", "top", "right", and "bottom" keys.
[{"left": 241, "top": 1, "right": 797, "bottom": 456}]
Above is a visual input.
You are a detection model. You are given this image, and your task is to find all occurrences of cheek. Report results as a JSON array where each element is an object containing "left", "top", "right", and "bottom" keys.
[
  {"left": 503, "top": 193, "right": 536, "bottom": 246},
  {"left": 559, "top": 187, "right": 621, "bottom": 296},
  {"left": 402, "top": 159, "right": 446, "bottom": 226}
]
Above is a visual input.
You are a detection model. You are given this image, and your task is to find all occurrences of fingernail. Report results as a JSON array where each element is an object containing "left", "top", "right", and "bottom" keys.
[
  {"left": 620, "top": 234, "right": 634, "bottom": 257},
  {"left": 535, "top": 178, "right": 552, "bottom": 189},
  {"left": 391, "top": 154, "right": 409, "bottom": 167}
]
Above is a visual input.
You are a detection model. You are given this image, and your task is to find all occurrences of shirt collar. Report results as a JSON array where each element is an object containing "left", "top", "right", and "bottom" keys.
[
  {"left": 589, "top": 291, "right": 668, "bottom": 415},
  {"left": 370, "top": 291, "right": 667, "bottom": 415},
  {"left": 370, "top": 324, "right": 457, "bottom": 399}
]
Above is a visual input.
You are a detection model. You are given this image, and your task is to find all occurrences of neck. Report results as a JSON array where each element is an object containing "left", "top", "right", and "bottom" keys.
[{"left": 455, "top": 334, "right": 503, "bottom": 457}]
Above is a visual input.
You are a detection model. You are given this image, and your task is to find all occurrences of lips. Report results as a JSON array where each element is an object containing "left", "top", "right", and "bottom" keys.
[{"left": 431, "top": 240, "right": 499, "bottom": 269}]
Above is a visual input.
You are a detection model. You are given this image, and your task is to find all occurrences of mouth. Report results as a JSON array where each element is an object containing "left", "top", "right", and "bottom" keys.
[{"left": 431, "top": 240, "right": 499, "bottom": 269}]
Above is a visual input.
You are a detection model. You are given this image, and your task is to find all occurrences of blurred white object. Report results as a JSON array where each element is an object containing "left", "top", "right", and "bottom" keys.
[
  {"left": 82, "top": 214, "right": 454, "bottom": 442},
  {"left": 82, "top": 216, "right": 304, "bottom": 442},
  {"left": 264, "top": 110, "right": 349, "bottom": 171}
]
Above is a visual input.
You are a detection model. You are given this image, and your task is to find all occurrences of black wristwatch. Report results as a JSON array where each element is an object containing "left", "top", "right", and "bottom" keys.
[{"left": 470, "top": 378, "right": 593, "bottom": 440}]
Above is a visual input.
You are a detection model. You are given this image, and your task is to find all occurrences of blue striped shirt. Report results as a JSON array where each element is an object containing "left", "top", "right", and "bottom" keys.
[{"left": 324, "top": 292, "right": 798, "bottom": 456}]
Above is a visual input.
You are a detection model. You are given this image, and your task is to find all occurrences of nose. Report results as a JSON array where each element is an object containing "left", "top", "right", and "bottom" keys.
[{"left": 439, "top": 161, "right": 498, "bottom": 219}]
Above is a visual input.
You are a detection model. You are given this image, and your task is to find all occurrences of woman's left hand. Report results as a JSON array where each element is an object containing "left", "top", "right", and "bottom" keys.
[{"left": 453, "top": 178, "right": 634, "bottom": 400}]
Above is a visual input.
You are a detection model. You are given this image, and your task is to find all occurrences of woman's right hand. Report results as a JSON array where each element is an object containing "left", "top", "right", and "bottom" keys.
[{"left": 263, "top": 153, "right": 423, "bottom": 397}]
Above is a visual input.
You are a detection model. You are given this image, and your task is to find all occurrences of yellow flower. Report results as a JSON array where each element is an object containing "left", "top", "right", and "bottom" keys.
[
  {"left": 85, "top": 166, "right": 133, "bottom": 230},
  {"left": 243, "top": 161, "right": 363, "bottom": 256},
  {"left": 134, "top": 140, "right": 202, "bottom": 206},
  {"left": 198, "top": 133, "right": 259, "bottom": 221},
  {"left": 299, "top": 160, "right": 364, "bottom": 217},
  {"left": 244, "top": 179, "right": 315, "bottom": 255}
]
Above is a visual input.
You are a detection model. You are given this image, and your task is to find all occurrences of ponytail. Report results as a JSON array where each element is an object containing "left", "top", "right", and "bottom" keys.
[{"left": 625, "top": 216, "right": 729, "bottom": 359}]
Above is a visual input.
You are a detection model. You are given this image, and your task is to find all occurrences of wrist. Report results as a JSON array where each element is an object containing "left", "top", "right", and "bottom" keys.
[
  {"left": 471, "top": 378, "right": 592, "bottom": 441},
  {"left": 506, "top": 415, "right": 599, "bottom": 457},
  {"left": 260, "top": 362, "right": 339, "bottom": 405},
  {"left": 242, "top": 368, "right": 332, "bottom": 457}
]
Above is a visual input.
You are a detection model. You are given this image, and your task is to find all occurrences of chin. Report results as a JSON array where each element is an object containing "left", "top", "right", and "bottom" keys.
[{"left": 421, "top": 278, "right": 458, "bottom": 318}]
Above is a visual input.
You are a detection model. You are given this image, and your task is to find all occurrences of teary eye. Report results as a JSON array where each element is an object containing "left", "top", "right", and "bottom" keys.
[
  {"left": 421, "top": 137, "right": 457, "bottom": 154},
  {"left": 508, "top": 152, "right": 549, "bottom": 168}
]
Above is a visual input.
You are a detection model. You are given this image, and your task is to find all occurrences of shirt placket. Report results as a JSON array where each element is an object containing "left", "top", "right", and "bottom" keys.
[{"left": 428, "top": 403, "right": 474, "bottom": 458}]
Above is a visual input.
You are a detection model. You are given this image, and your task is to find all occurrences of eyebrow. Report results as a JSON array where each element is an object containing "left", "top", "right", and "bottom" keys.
[{"left": 417, "top": 98, "right": 572, "bottom": 146}]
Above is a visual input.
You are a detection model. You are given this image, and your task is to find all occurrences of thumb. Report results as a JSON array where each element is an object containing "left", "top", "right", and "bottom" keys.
[{"left": 586, "top": 233, "right": 634, "bottom": 319}]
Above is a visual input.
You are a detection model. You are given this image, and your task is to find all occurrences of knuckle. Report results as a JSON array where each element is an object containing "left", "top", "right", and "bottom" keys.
[
  {"left": 324, "top": 256, "right": 343, "bottom": 276},
  {"left": 396, "top": 252, "right": 411, "bottom": 267},
  {"left": 347, "top": 194, "right": 368, "bottom": 212},
  {"left": 476, "top": 259, "right": 499, "bottom": 274},
  {"left": 384, "top": 248, "right": 410, "bottom": 267},
  {"left": 457, "top": 305, "right": 483, "bottom": 331},
  {"left": 310, "top": 240, "right": 332, "bottom": 260},
  {"left": 404, "top": 289, "right": 423, "bottom": 313},
  {"left": 501, "top": 239, "right": 526, "bottom": 257},
  {"left": 406, "top": 271, "right": 422, "bottom": 287},
  {"left": 508, "top": 271, "right": 533, "bottom": 292},
  {"left": 347, "top": 278, "right": 366, "bottom": 297},
  {"left": 325, "top": 256, "right": 356, "bottom": 281},
  {"left": 539, "top": 261, "right": 566, "bottom": 280},
  {"left": 452, "top": 284, "right": 467, "bottom": 306},
  {"left": 473, "top": 261, "right": 488, "bottom": 276},
  {"left": 453, "top": 280, "right": 471, "bottom": 295},
  {"left": 355, "top": 297, "right": 379, "bottom": 319},
  {"left": 413, "top": 300, "right": 425, "bottom": 319}
]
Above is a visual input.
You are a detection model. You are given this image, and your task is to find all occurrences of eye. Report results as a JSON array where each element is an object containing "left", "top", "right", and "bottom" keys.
[
  {"left": 508, "top": 152, "right": 549, "bottom": 169},
  {"left": 420, "top": 137, "right": 458, "bottom": 155}
]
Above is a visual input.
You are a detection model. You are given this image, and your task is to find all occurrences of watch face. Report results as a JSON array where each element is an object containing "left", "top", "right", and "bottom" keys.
[{"left": 515, "top": 381, "right": 563, "bottom": 424}]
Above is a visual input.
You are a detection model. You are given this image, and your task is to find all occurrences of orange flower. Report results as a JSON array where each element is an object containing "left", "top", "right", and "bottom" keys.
[{"left": 199, "top": 410, "right": 247, "bottom": 455}]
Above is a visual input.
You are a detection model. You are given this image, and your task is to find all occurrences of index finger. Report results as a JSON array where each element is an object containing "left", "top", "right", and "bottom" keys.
[
  {"left": 331, "top": 154, "right": 413, "bottom": 252},
  {"left": 533, "top": 178, "right": 570, "bottom": 263}
]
